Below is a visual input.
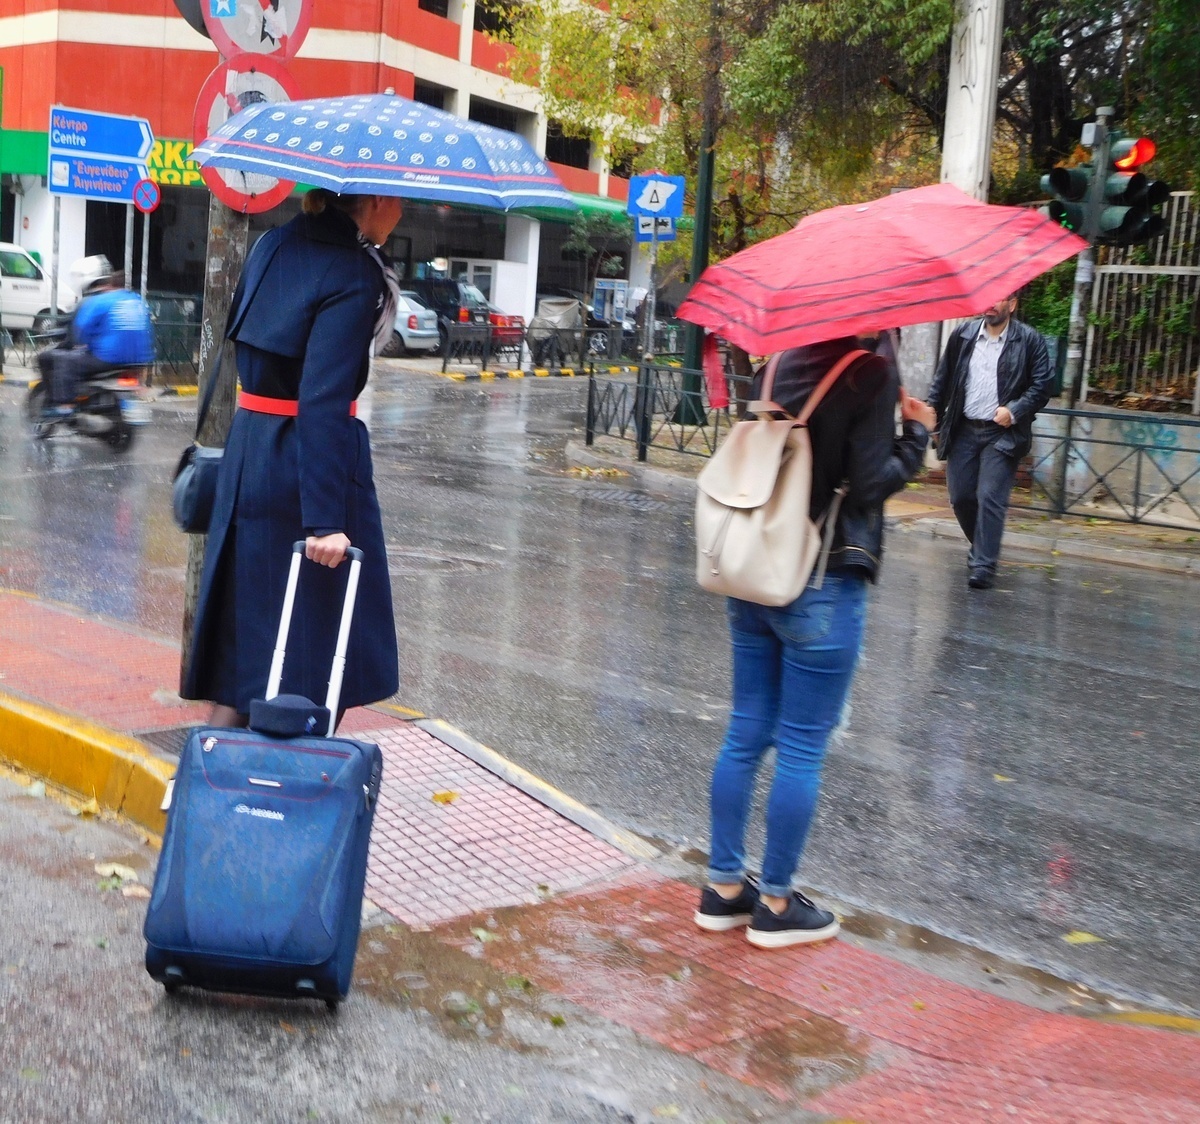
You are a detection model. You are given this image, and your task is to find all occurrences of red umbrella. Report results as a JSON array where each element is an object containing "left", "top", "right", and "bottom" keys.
[{"left": 677, "top": 182, "right": 1087, "bottom": 356}]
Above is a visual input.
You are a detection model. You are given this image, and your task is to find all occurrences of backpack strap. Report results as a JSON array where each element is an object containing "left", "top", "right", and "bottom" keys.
[{"left": 750, "top": 348, "right": 871, "bottom": 421}]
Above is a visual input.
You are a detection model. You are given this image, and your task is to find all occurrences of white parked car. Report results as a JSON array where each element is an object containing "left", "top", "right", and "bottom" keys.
[
  {"left": 379, "top": 290, "right": 441, "bottom": 357},
  {"left": 0, "top": 242, "right": 77, "bottom": 331}
]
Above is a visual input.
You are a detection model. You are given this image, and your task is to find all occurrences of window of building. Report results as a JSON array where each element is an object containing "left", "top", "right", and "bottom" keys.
[
  {"left": 417, "top": 0, "right": 450, "bottom": 17},
  {"left": 545, "top": 120, "right": 591, "bottom": 169},
  {"left": 473, "top": 0, "right": 514, "bottom": 36},
  {"left": 413, "top": 80, "right": 450, "bottom": 111},
  {"left": 469, "top": 97, "right": 520, "bottom": 135}
]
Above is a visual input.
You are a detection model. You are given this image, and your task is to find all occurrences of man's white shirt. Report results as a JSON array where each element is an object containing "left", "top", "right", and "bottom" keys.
[{"left": 963, "top": 323, "right": 1009, "bottom": 421}]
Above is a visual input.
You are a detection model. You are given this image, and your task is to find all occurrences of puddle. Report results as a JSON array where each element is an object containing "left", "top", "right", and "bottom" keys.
[
  {"left": 838, "top": 908, "right": 1164, "bottom": 1023},
  {"left": 699, "top": 1017, "right": 873, "bottom": 1101},
  {"left": 354, "top": 921, "right": 547, "bottom": 1054}
]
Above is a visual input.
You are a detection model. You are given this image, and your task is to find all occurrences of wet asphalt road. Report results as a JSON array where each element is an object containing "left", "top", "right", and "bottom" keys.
[{"left": 1, "top": 371, "right": 1197, "bottom": 1017}]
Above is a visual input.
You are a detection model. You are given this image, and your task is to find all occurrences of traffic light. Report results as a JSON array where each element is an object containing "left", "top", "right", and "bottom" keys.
[
  {"left": 1097, "top": 136, "right": 1170, "bottom": 245},
  {"left": 1041, "top": 134, "right": 1170, "bottom": 246},
  {"left": 1040, "top": 166, "right": 1090, "bottom": 233}
]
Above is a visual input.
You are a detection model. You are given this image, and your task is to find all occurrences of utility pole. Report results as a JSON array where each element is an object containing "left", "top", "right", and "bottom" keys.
[
  {"left": 1061, "top": 108, "right": 1113, "bottom": 408},
  {"left": 1051, "top": 107, "right": 1112, "bottom": 512},
  {"left": 180, "top": 194, "right": 249, "bottom": 681},
  {"left": 678, "top": 0, "right": 719, "bottom": 425}
]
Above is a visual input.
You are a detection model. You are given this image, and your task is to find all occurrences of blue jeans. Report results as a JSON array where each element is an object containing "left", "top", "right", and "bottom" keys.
[{"left": 707, "top": 573, "right": 868, "bottom": 898}]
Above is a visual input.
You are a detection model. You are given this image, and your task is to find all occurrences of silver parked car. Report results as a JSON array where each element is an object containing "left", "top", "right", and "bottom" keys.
[{"left": 379, "top": 290, "right": 440, "bottom": 357}]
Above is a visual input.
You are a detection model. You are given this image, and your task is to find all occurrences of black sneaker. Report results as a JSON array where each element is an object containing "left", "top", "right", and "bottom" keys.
[
  {"left": 694, "top": 878, "right": 760, "bottom": 932},
  {"left": 968, "top": 570, "right": 994, "bottom": 590},
  {"left": 746, "top": 890, "right": 840, "bottom": 948}
]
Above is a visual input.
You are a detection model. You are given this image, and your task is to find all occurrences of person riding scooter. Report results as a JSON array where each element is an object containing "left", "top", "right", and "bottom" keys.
[{"left": 39, "top": 256, "right": 155, "bottom": 416}]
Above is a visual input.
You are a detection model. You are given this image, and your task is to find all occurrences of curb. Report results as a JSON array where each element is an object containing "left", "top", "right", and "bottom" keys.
[
  {"left": 0, "top": 690, "right": 172, "bottom": 837},
  {"left": 442, "top": 367, "right": 580, "bottom": 382},
  {"left": 0, "top": 686, "right": 658, "bottom": 864},
  {"left": 924, "top": 518, "right": 1200, "bottom": 576},
  {"left": 416, "top": 717, "right": 660, "bottom": 862},
  {"left": 565, "top": 442, "right": 1200, "bottom": 577},
  {"left": 565, "top": 439, "right": 699, "bottom": 500}
]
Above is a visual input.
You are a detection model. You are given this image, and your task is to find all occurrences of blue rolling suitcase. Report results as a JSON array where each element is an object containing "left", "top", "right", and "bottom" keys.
[{"left": 145, "top": 543, "right": 383, "bottom": 1010}]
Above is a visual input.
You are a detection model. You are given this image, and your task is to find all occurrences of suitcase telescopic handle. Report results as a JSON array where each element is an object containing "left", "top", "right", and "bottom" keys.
[{"left": 266, "top": 541, "right": 366, "bottom": 736}]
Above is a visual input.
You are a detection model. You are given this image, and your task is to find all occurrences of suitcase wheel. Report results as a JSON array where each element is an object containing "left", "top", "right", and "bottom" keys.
[
  {"left": 163, "top": 966, "right": 185, "bottom": 995},
  {"left": 325, "top": 998, "right": 340, "bottom": 1013}
]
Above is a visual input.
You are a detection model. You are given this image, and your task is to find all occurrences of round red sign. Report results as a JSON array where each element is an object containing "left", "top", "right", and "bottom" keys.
[
  {"left": 202, "top": 0, "right": 312, "bottom": 62},
  {"left": 133, "top": 178, "right": 161, "bottom": 214},
  {"left": 193, "top": 53, "right": 300, "bottom": 214}
]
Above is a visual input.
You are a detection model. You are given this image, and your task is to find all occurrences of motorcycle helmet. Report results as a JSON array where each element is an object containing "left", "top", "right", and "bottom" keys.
[{"left": 68, "top": 254, "right": 117, "bottom": 296}]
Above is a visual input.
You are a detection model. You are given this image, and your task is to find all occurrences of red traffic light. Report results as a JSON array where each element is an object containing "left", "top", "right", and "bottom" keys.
[{"left": 1113, "top": 137, "right": 1157, "bottom": 170}]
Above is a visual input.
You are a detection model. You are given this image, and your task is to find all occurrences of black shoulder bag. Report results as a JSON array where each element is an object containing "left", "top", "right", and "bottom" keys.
[{"left": 171, "top": 323, "right": 234, "bottom": 534}]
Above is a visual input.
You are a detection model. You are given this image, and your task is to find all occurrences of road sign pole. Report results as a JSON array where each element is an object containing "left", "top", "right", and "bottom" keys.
[
  {"left": 50, "top": 197, "right": 60, "bottom": 320},
  {"left": 182, "top": 195, "right": 250, "bottom": 681},
  {"left": 124, "top": 205, "right": 135, "bottom": 288},
  {"left": 643, "top": 229, "right": 658, "bottom": 360},
  {"left": 140, "top": 211, "right": 151, "bottom": 299}
]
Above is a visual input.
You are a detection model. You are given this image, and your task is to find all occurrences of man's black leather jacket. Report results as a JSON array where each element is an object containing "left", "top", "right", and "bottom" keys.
[
  {"left": 751, "top": 338, "right": 929, "bottom": 582},
  {"left": 927, "top": 316, "right": 1053, "bottom": 461}
]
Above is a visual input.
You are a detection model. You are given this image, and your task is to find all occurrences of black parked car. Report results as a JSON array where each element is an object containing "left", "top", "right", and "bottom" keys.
[{"left": 405, "top": 278, "right": 490, "bottom": 354}]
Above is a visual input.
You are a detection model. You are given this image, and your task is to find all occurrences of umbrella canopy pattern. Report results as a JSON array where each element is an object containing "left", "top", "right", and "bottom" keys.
[
  {"left": 191, "top": 94, "right": 578, "bottom": 213},
  {"left": 677, "top": 183, "right": 1087, "bottom": 355}
]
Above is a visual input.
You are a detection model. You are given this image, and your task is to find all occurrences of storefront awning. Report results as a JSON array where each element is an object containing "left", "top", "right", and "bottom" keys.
[{"left": 517, "top": 190, "right": 630, "bottom": 224}]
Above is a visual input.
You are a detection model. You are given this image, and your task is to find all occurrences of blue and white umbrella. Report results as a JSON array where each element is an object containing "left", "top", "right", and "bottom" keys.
[{"left": 191, "top": 93, "right": 578, "bottom": 214}]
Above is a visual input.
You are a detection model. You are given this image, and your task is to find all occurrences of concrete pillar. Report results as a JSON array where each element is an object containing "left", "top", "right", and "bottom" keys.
[{"left": 939, "top": 0, "right": 1005, "bottom": 201}]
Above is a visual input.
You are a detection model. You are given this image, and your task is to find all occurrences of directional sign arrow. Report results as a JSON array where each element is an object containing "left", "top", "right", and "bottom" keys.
[{"left": 49, "top": 106, "right": 155, "bottom": 161}]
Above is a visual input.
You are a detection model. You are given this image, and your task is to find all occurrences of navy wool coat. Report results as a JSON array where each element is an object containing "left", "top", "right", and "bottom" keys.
[{"left": 181, "top": 207, "right": 399, "bottom": 712}]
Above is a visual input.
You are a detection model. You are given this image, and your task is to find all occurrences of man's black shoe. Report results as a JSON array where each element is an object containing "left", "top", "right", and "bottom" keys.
[
  {"left": 746, "top": 890, "right": 839, "bottom": 948},
  {"left": 968, "top": 571, "right": 994, "bottom": 590},
  {"left": 694, "top": 877, "right": 760, "bottom": 932}
]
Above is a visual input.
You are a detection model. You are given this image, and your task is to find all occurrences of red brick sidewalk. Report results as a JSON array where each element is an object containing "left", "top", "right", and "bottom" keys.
[{"left": 3, "top": 588, "right": 1198, "bottom": 1121}]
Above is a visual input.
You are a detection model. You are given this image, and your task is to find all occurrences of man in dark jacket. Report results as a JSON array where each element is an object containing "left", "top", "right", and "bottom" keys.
[{"left": 927, "top": 296, "right": 1054, "bottom": 589}]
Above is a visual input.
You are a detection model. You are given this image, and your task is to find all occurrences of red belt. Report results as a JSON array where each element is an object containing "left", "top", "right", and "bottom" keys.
[{"left": 238, "top": 391, "right": 357, "bottom": 417}]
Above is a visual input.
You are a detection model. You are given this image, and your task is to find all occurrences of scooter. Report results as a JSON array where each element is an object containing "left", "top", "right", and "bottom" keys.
[{"left": 26, "top": 361, "right": 151, "bottom": 452}]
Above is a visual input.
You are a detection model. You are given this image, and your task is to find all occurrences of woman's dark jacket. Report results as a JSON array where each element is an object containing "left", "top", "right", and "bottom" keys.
[
  {"left": 750, "top": 337, "right": 929, "bottom": 581},
  {"left": 181, "top": 207, "right": 399, "bottom": 712}
]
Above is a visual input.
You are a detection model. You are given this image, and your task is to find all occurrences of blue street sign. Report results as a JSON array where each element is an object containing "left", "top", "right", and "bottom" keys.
[
  {"left": 634, "top": 215, "right": 676, "bottom": 242},
  {"left": 627, "top": 174, "right": 686, "bottom": 219},
  {"left": 48, "top": 154, "right": 150, "bottom": 202},
  {"left": 48, "top": 106, "right": 155, "bottom": 202}
]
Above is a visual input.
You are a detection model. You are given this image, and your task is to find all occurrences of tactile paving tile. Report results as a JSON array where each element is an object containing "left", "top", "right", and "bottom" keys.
[{"left": 362, "top": 724, "right": 637, "bottom": 929}]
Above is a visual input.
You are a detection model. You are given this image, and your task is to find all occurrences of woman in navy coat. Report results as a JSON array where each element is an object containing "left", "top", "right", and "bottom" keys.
[{"left": 182, "top": 190, "right": 403, "bottom": 726}]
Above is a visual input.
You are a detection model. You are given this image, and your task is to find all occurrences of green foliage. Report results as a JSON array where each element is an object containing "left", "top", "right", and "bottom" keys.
[{"left": 1020, "top": 260, "right": 1075, "bottom": 337}]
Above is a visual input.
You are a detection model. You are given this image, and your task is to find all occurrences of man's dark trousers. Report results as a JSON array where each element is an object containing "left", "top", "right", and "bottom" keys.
[{"left": 946, "top": 419, "right": 1018, "bottom": 577}]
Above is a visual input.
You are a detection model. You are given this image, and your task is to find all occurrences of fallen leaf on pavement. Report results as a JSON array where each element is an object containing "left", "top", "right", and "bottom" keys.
[
  {"left": 549, "top": 1014, "right": 566, "bottom": 1027},
  {"left": 993, "top": 774, "right": 1015, "bottom": 783},
  {"left": 431, "top": 790, "right": 459, "bottom": 805},
  {"left": 122, "top": 884, "right": 151, "bottom": 899},
  {"left": 77, "top": 797, "right": 101, "bottom": 817},
  {"left": 95, "top": 862, "right": 139, "bottom": 883},
  {"left": 470, "top": 928, "right": 500, "bottom": 943},
  {"left": 652, "top": 1107, "right": 681, "bottom": 1118},
  {"left": 912, "top": 1000, "right": 926, "bottom": 1011},
  {"left": 1062, "top": 931, "right": 1105, "bottom": 945},
  {"left": 279, "top": 1021, "right": 297, "bottom": 1033}
]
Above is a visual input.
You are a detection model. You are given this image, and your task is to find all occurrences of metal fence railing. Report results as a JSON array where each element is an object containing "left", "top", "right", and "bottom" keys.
[
  {"left": 585, "top": 362, "right": 752, "bottom": 462},
  {"left": 439, "top": 319, "right": 687, "bottom": 374},
  {"left": 585, "top": 367, "right": 1200, "bottom": 528},
  {"left": 1018, "top": 405, "right": 1200, "bottom": 527},
  {"left": 2, "top": 318, "right": 200, "bottom": 386}
]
